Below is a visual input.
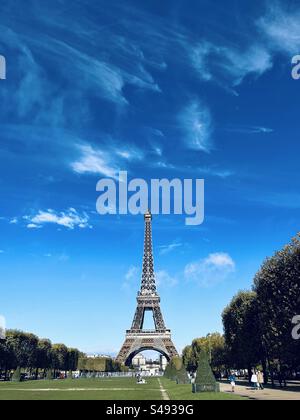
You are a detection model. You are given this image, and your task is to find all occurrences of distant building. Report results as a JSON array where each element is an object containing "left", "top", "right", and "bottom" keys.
[
  {"left": 87, "top": 354, "right": 111, "bottom": 359},
  {"left": 132, "top": 354, "right": 146, "bottom": 367},
  {"left": 132, "top": 353, "right": 168, "bottom": 375}
]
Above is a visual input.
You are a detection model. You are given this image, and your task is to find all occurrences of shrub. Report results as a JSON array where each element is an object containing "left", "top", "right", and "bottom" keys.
[
  {"left": 192, "top": 351, "right": 220, "bottom": 393},
  {"left": 12, "top": 367, "right": 22, "bottom": 382},
  {"left": 176, "top": 365, "right": 190, "bottom": 385}
]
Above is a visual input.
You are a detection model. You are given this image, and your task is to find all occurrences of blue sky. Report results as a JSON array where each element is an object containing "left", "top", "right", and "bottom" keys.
[{"left": 0, "top": 0, "right": 300, "bottom": 355}]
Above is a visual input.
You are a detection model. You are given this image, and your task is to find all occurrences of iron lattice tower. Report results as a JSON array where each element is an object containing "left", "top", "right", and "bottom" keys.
[{"left": 116, "top": 211, "right": 178, "bottom": 365}]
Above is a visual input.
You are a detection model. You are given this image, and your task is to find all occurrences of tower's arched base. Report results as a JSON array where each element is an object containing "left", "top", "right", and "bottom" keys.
[{"left": 116, "top": 330, "right": 178, "bottom": 366}]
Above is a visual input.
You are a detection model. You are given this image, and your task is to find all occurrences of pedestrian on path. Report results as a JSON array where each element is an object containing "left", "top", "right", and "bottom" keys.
[
  {"left": 251, "top": 371, "right": 258, "bottom": 390},
  {"left": 228, "top": 373, "right": 236, "bottom": 393},
  {"left": 257, "top": 371, "right": 264, "bottom": 390}
]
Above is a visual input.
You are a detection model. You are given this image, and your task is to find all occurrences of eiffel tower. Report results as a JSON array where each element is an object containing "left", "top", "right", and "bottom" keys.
[{"left": 116, "top": 211, "right": 178, "bottom": 366}]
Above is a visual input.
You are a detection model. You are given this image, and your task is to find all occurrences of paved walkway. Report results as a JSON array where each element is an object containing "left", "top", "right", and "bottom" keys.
[{"left": 220, "top": 380, "right": 300, "bottom": 400}]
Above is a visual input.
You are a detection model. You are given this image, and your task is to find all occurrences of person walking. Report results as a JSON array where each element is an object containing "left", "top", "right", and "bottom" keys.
[
  {"left": 250, "top": 371, "right": 258, "bottom": 390},
  {"left": 228, "top": 372, "right": 236, "bottom": 393},
  {"left": 257, "top": 371, "right": 264, "bottom": 390}
]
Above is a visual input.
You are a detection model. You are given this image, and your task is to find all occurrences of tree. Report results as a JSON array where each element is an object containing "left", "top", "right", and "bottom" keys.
[
  {"left": 5, "top": 330, "right": 39, "bottom": 372},
  {"left": 0, "top": 330, "right": 81, "bottom": 381},
  {"left": 182, "top": 345, "right": 196, "bottom": 372},
  {"left": 254, "top": 234, "right": 300, "bottom": 374},
  {"left": 163, "top": 363, "right": 171, "bottom": 378},
  {"left": 222, "top": 291, "right": 265, "bottom": 380},
  {"left": 0, "top": 337, "right": 15, "bottom": 379},
  {"left": 191, "top": 333, "right": 227, "bottom": 372},
  {"left": 164, "top": 357, "right": 182, "bottom": 380},
  {"left": 67, "top": 348, "right": 80, "bottom": 372},
  {"left": 169, "top": 357, "right": 182, "bottom": 380},
  {"left": 35, "top": 339, "right": 52, "bottom": 378},
  {"left": 183, "top": 333, "right": 228, "bottom": 374},
  {"left": 51, "top": 344, "right": 69, "bottom": 376}
]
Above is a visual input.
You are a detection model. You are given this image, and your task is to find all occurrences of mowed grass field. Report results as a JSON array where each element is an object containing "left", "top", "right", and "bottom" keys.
[{"left": 0, "top": 377, "right": 246, "bottom": 400}]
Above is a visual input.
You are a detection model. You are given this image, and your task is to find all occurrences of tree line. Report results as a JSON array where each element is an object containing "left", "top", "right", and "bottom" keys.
[
  {"left": 183, "top": 233, "right": 300, "bottom": 384},
  {"left": 0, "top": 329, "right": 82, "bottom": 380},
  {"left": 182, "top": 332, "right": 227, "bottom": 378},
  {"left": 77, "top": 356, "right": 123, "bottom": 373}
]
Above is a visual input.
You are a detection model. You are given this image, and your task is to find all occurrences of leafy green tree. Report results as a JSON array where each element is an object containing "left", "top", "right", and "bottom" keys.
[
  {"left": 52, "top": 344, "right": 68, "bottom": 376},
  {"left": 163, "top": 358, "right": 180, "bottom": 380},
  {"left": 67, "top": 348, "right": 80, "bottom": 372},
  {"left": 0, "top": 337, "right": 15, "bottom": 379},
  {"left": 35, "top": 339, "right": 52, "bottom": 378},
  {"left": 222, "top": 291, "right": 264, "bottom": 379},
  {"left": 182, "top": 345, "right": 196, "bottom": 371},
  {"left": 0, "top": 329, "right": 81, "bottom": 380},
  {"left": 182, "top": 333, "right": 228, "bottom": 374},
  {"left": 254, "top": 234, "right": 300, "bottom": 373},
  {"left": 191, "top": 333, "right": 227, "bottom": 372},
  {"left": 5, "top": 330, "right": 38, "bottom": 372},
  {"left": 163, "top": 363, "right": 171, "bottom": 378},
  {"left": 77, "top": 356, "right": 121, "bottom": 373}
]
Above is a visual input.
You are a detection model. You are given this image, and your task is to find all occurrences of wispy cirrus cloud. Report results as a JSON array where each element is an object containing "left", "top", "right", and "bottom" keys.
[
  {"left": 184, "top": 252, "right": 235, "bottom": 287},
  {"left": 71, "top": 144, "right": 119, "bottom": 178},
  {"left": 156, "top": 270, "right": 178, "bottom": 288},
  {"left": 71, "top": 142, "right": 146, "bottom": 178},
  {"left": 0, "top": 6, "right": 163, "bottom": 127},
  {"left": 179, "top": 100, "right": 213, "bottom": 152},
  {"left": 122, "top": 265, "right": 139, "bottom": 290},
  {"left": 122, "top": 265, "right": 177, "bottom": 290},
  {"left": 191, "top": 41, "right": 272, "bottom": 87},
  {"left": 187, "top": 2, "right": 300, "bottom": 92},
  {"left": 225, "top": 125, "right": 274, "bottom": 134},
  {"left": 24, "top": 208, "right": 92, "bottom": 230},
  {"left": 115, "top": 146, "right": 144, "bottom": 161},
  {"left": 159, "top": 241, "right": 182, "bottom": 255},
  {"left": 257, "top": 2, "right": 300, "bottom": 55}
]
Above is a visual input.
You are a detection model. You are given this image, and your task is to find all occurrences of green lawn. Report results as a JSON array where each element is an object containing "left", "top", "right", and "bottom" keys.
[{"left": 0, "top": 377, "right": 247, "bottom": 400}]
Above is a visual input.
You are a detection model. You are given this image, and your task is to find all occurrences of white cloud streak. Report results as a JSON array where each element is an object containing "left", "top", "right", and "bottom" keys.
[
  {"left": 225, "top": 125, "right": 274, "bottom": 134},
  {"left": 159, "top": 241, "right": 182, "bottom": 255},
  {"left": 191, "top": 41, "right": 273, "bottom": 87},
  {"left": 184, "top": 252, "right": 235, "bottom": 287},
  {"left": 71, "top": 144, "right": 118, "bottom": 178},
  {"left": 24, "top": 208, "right": 92, "bottom": 230},
  {"left": 156, "top": 270, "right": 178, "bottom": 288},
  {"left": 122, "top": 265, "right": 140, "bottom": 290},
  {"left": 257, "top": 3, "right": 300, "bottom": 55},
  {"left": 179, "top": 100, "right": 213, "bottom": 152}
]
